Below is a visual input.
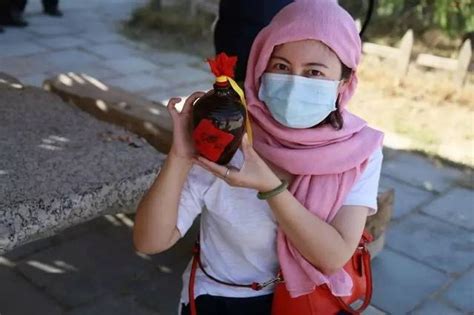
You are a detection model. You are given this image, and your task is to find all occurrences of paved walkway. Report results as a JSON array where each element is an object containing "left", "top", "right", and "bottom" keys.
[{"left": 0, "top": 1, "right": 473, "bottom": 314}]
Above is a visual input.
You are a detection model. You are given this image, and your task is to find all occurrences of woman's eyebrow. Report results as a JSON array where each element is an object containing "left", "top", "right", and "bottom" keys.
[
  {"left": 271, "top": 55, "right": 291, "bottom": 63},
  {"left": 304, "top": 62, "right": 329, "bottom": 68},
  {"left": 271, "top": 56, "right": 328, "bottom": 69}
]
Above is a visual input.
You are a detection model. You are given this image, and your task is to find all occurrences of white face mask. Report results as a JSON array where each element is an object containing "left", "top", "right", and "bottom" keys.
[{"left": 258, "top": 73, "right": 340, "bottom": 129}]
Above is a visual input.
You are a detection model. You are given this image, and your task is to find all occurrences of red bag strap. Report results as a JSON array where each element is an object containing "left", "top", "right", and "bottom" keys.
[
  {"left": 188, "top": 236, "right": 282, "bottom": 315},
  {"left": 192, "top": 239, "right": 268, "bottom": 290},
  {"left": 188, "top": 246, "right": 199, "bottom": 315},
  {"left": 333, "top": 231, "right": 373, "bottom": 314}
]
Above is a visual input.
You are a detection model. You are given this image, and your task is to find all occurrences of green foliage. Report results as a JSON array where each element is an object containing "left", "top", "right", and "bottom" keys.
[
  {"left": 340, "top": 0, "right": 473, "bottom": 39},
  {"left": 432, "top": 0, "right": 473, "bottom": 36}
]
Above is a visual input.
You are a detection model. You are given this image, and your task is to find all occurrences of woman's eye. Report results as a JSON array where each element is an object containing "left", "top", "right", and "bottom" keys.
[
  {"left": 308, "top": 69, "right": 323, "bottom": 77},
  {"left": 273, "top": 63, "right": 289, "bottom": 71}
]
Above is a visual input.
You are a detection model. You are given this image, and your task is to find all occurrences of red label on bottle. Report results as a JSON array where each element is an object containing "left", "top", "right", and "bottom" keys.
[{"left": 192, "top": 119, "right": 235, "bottom": 162}]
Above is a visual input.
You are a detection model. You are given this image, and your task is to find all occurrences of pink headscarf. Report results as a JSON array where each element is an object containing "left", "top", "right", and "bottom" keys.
[{"left": 245, "top": 0, "right": 384, "bottom": 297}]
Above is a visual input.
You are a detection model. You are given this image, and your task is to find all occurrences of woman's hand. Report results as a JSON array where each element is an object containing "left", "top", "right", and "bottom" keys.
[
  {"left": 193, "top": 134, "right": 282, "bottom": 192},
  {"left": 167, "top": 92, "right": 205, "bottom": 161}
]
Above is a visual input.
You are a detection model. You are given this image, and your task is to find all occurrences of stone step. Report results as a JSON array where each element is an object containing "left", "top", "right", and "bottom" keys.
[
  {"left": 0, "top": 73, "right": 162, "bottom": 254},
  {"left": 44, "top": 72, "right": 173, "bottom": 154}
]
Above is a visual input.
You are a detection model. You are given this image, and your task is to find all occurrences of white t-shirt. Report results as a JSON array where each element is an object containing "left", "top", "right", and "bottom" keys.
[{"left": 176, "top": 148, "right": 383, "bottom": 306}]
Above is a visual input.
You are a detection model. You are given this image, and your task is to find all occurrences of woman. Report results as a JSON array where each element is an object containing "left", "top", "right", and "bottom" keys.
[{"left": 133, "top": 0, "right": 384, "bottom": 314}]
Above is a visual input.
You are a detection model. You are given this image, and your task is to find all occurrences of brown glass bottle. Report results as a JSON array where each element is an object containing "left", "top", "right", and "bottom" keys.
[{"left": 192, "top": 81, "right": 247, "bottom": 165}]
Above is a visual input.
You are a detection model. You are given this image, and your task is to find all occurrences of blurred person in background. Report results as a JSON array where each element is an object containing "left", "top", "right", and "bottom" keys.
[
  {"left": 0, "top": 0, "right": 28, "bottom": 27},
  {"left": 42, "top": 0, "right": 62, "bottom": 17},
  {"left": 214, "top": 0, "right": 292, "bottom": 83},
  {"left": 0, "top": 0, "right": 62, "bottom": 30}
]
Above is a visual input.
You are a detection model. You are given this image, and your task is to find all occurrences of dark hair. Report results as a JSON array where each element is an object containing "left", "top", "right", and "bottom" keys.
[{"left": 313, "top": 63, "right": 352, "bottom": 130}]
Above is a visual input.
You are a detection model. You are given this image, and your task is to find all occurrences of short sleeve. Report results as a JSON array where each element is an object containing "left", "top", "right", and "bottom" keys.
[
  {"left": 176, "top": 165, "right": 215, "bottom": 237},
  {"left": 342, "top": 148, "right": 383, "bottom": 215}
]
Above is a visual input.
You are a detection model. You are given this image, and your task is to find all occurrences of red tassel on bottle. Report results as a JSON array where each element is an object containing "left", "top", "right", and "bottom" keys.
[{"left": 207, "top": 53, "right": 238, "bottom": 79}]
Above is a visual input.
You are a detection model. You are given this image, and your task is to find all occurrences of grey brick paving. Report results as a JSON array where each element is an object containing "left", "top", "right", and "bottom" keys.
[
  {"left": 0, "top": 55, "right": 53, "bottom": 77},
  {"left": 103, "top": 57, "right": 163, "bottom": 76},
  {"left": 107, "top": 73, "right": 170, "bottom": 93},
  {"left": 386, "top": 213, "right": 474, "bottom": 274},
  {"left": 147, "top": 51, "right": 204, "bottom": 67},
  {"left": 379, "top": 176, "right": 435, "bottom": 219},
  {"left": 422, "top": 187, "right": 474, "bottom": 230},
  {"left": 144, "top": 82, "right": 212, "bottom": 104},
  {"left": 0, "top": 28, "right": 34, "bottom": 43},
  {"left": 412, "top": 300, "right": 464, "bottom": 315},
  {"left": 0, "top": 267, "right": 63, "bottom": 315},
  {"left": 34, "top": 36, "right": 93, "bottom": 50},
  {"left": 361, "top": 305, "right": 386, "bottom": 315},
  {"left": 65, "top": 295, "right": 158, "bottom": 315},
  {"left": 15, "top": 230, "right": 156, "bottom": 308},
  {"left": 441, "top": 269, "right": 474, "bottom": 312},
  {"left": 382, "top": 152, "right": 464, "bottom": 193},
  {"left": 79, "top": 31, "right": 132, "bottom": 44},
  {"left": 371, "top": 249, "right": 448, "bottom": 313},
  {"left": 0, "top": 41, "right": 48, "bottom": 58},
  {"left": 381, "top": 147, "right": 399, "bottom": 161},
  {"left": 41, "top": 49, "right": 103, "bottom": 69},
  {"left": 155, "top": 66, "right": 213, "bottom": 85},
  {"left": 3, "top": 236, "right": 54, "bottom": 261},
  {"left": 27, "top": 24, "right": 82, "bottom": 37},
  {"left": 85, "top": 43, "right": 143, "bottom": 59}
]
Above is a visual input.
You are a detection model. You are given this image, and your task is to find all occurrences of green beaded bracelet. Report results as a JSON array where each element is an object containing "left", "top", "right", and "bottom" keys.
[{"left": 257, "top": 179, "right": 289, "bottom": 200}]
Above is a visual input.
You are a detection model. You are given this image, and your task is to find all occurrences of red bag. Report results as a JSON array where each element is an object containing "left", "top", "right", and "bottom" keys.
[
  {"left": 189, "top": 232, "right": 373, "bottom": 315},
  {"left": 271, "top": 231, "right": 373, "bottom": 315}
]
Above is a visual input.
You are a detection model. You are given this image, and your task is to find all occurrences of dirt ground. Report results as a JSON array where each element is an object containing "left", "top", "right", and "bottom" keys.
[{"left": 352, "top": 56, "right": 473, "bottom": 167}]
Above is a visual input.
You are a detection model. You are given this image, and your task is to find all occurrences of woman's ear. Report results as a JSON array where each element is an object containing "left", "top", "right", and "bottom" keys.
[
  {"left": 337, "top": 79, "right": 349, "bottom": 95},
  {"left": 337, "top": 71, "right": 352, "bottom": 95}
]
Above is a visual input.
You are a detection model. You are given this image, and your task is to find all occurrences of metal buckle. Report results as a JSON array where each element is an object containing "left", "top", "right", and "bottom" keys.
[{"left": 258, "top": 275, "right": 283, "bottom": 289}]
